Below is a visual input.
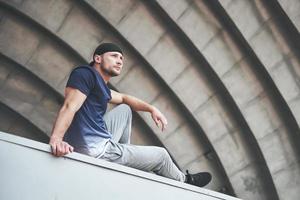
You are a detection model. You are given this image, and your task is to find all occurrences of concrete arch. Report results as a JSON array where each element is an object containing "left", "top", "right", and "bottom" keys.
[
  {"left": 0, "top": 102, "right": 48, "bottom": 143},
  {"left": 1, "top": 0, "right": 300, "bottom": 199},
  {"left": 144, "top": 1, "right": 278, "bottom": 199},
  {"left": 214, "top": 1, "right": 300, "bottom": 199},
  {"left": 0, "top": 53, "right": 61, "bottom": 135},
  {"left": 278, "top": 0, "right": 300, "bottom": 32}
]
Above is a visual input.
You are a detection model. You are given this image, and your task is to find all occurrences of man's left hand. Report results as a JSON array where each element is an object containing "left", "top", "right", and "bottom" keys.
[{"left": 151, "top": 107, "right": 168, "bottom": 132}]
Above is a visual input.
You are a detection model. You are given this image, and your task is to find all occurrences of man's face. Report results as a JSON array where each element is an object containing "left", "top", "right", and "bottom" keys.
[{"left": 98, "top": 51, "right": 123, "bottom": 77}]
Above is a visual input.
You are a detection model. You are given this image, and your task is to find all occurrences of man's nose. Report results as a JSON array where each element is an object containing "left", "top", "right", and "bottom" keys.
[{"left": 116, "top": 59, "right": 123, "bottom": 65}]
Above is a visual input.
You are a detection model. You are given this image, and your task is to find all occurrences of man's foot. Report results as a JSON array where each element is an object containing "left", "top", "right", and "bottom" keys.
[{"left": 185, "top": 170, "right": 212, "bottom": 187}]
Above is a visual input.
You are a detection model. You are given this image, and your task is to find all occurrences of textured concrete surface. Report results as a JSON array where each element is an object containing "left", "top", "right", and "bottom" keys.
[
  {"left": 0, "top": 132, "right": 241, "bottom": 200},
  {"left": 0, "top": 0, "right": 299, "bottom": 199}
]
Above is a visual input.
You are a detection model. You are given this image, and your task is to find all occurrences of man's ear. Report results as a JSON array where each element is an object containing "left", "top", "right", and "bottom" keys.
[{"left": 94, "top": 55, "right": 102, "bottom": 64}]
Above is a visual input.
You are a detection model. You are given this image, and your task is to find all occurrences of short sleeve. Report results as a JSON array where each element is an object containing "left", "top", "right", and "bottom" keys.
[{"left": 66, "top": 67, "right": 95, "bottom": 96}]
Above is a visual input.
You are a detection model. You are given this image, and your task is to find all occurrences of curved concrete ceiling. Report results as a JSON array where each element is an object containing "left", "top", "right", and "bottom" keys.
[{"left": 0, "top": 0, "right": 299, "bottom": 199}]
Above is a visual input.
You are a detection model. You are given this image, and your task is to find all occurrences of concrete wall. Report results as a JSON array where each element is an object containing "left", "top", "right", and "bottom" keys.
[
  {"left": 0, "top": 0, "right": 299, "bottom": 199},
  {"left": 0, "top": 132, "right": 240, "bottom": 200}
]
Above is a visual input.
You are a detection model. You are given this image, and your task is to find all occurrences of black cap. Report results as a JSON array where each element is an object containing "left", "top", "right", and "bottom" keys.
[{"left": 93, "top": 42, "right": 123, "bottom": 56}]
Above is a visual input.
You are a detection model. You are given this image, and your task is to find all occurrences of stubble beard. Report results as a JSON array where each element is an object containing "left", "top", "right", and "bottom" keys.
[{"left": 100, "top": 62, "right": 120, "bottom": 77}]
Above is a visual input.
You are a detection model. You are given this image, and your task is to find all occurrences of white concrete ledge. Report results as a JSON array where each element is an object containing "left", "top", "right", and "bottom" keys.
[{"left": 0, "top": 131, "right": 240, "bottom": 200}]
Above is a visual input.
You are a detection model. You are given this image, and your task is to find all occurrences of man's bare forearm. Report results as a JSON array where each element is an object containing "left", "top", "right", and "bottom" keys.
[
  {"left": 49, "top": 88, "right": 86, "bottom": 156},
  {"left": 122, "top": 94, "right": 154, "bottom": 112},
  {"left": 50, "top": 105, "right": 76, "bottom": 141}
]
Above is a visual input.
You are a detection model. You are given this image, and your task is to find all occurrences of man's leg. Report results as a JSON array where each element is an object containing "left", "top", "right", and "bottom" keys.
[
  {"left": 101, "top": 104, "right": 211, "bottom": 186},
  {"left": 102, "top": 104, "right": 185, "bottom": 181},
  {"left": 101, "top": 140, "right": 186, "bottom": 182},
  {"left": 104, "top": 104, "right": 132, "bottom": 144}
]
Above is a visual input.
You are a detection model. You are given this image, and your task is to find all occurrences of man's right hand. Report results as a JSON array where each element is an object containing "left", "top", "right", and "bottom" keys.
[{"left": 49, "top": 136, "right": 74, "bottom": 157}]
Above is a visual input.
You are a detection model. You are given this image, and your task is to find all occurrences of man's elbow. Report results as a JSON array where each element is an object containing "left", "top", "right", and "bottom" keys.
[{"left": 122, "top": 94, "right": 131, "bottom": 105}]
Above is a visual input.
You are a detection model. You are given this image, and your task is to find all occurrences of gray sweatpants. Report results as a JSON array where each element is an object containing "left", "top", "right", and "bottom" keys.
[{"left": 100, "top": 104, "right": 185, "bottom": 182}]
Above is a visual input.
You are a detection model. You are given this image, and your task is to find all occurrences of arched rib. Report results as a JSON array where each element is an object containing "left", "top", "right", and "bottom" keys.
[{"left": 0, "top": 102, "right": 48, "bottom": 143}]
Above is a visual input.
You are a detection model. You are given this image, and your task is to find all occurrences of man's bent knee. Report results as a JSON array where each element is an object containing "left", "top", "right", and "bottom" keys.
[
  {"left": 117, "top": 104, "right": 132, "bottom": 115},
  {"left": 156, "top": 147, "right": 171, "bottom": 162}
]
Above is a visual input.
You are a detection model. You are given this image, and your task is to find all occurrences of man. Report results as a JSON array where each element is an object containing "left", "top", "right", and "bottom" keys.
[{"left": 49, "top": 43, "right": 211, "bottom": 187}]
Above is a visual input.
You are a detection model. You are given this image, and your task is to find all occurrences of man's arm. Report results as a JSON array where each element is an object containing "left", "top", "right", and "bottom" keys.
[
  {"left": 49, "top": 87, "right": 87, "bottom": 156},
  {"left": 110, "top": 89, "right": 168, "bottom": 131}
]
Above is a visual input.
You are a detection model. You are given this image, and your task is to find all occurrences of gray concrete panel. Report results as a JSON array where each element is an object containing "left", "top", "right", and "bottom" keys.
[
  {"left": 242, "top": 95, "right": 281, "bottom": 139},
  {"left": 0, "top": 12, "right": 40, "bottom": 65},
  {"left": 278, "top": 0, "right": 300, "bottom": 31},
  {"left": 237, "top": 81, "right": 300, "bottom": 199},
  {"left": 222, "top": 0, "right": 269, "bottom": 40},
  {"left": 221, "top": 0, "right": 300, "bottom": 130},
  {"left": 117, "top": 2, "right": 165, "bottom": 56},
  {"left": 163, "top": 123, "right": 207, "bottom": 167},
  {"left": 2, "top": 0, "right": 73, "bottom": 32},
  {"left": 177, "top": 4, "right": 218, "bottom": 50},
  {"left": 195, "top": 97, "right": 234, "bottom": 143},
  {"left": 202, "top": 32, "right": 243, "bottom": 77},
  {"left": 270, "top": 60, "right": 300, "bottom": 102},
  {"left": 0, "top": 104, "right": 48, "bottom": 143},
  {"left": 0, "top": 56, "right": 61, "bottom": 135},
  {"left": 0, "top": 69, "right": 42, "bottom": 116},
  {"left": 26, "top": 41, "right": 78, "bottom": 90},
  {"left": 116, "top": 65, "right": 161, "bottom": 103},
  {"left": 86, "top": 0, "right": 137, "bottom": 26},
  {"left": 289, "top": 95, "right": 300, "bottom": 125},
  {"left": 0, "top": 7, "right": 80, "bottom": 91},
  {"left": 230, "top": 163, "right": 270, "bottom": 200},
  {"left": 56, "top": 5, "right": 105, "bottom": 59},
  {"left": 250, "top": 24, "right": 284, "bottom": 68},
  {"left": 259, "top": 127, "right": 298, "bottom": 174},
  {"left": 221, "top": 61, "right": 263, "bottom": 108},
  {"left": 146, "top": 34, "right": 191, "bottom": 84},
  {"left": 273, "top": 162, "right": 300, "bottom": 200},
  {"left": 171, "top": 65, "right": 214, "bottom": 112},
  {"left": 294, "top": 14, "right": 300, "bottom": 30},
  {"left": 156, "top": 0, "right": 191, "bottom": 20},
  {"left": 211, "top": 131, "right": 254, "bottom": 176}
]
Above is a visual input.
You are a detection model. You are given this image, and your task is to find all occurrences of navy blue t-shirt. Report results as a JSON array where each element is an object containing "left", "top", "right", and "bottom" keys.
[{"left": 64, "top": 66, "right": 112, "bottom": 154}]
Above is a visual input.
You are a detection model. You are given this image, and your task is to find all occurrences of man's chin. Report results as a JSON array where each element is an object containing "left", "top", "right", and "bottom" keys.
[{"left": 110, "top": 71, "right": 121, "bottom": 77}]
